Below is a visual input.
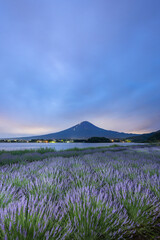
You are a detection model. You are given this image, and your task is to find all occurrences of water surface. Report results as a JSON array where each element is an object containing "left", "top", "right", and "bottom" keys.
[{"left": 0, "top": 142, "right": 144, "bottom": 151}]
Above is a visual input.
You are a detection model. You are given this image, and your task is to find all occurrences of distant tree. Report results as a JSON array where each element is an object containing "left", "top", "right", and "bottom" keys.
[{"left": 86, "top": 137, "right": 111, "bottom": 143}]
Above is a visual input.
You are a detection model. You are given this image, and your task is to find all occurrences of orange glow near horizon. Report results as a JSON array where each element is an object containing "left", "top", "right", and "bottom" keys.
[{"left": 0, "top": 116, "right": 157, "bottom": 138}]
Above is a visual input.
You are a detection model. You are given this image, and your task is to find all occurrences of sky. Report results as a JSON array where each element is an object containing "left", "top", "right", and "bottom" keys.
[{"left": 0, "top": 0, "right": 160, "bottom": 138}]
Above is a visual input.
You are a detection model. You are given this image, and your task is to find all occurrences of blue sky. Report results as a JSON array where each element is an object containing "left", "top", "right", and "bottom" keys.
[{"left": 0, "top": 0, "right": 160, "bottom": 137}]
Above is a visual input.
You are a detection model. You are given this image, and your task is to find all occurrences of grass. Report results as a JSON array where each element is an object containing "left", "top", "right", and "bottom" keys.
[
  {"left": 0, "top": 146, "right": 123, "bottom": 166},
  {"left": 65, "top": 144, "right": 121, "bottom": 151},
  {"left": 0, "top": 144, "right": 121, "bottom": 155},
  {"left": 0, "top": 147, "right": 56, "bottom": 155}
]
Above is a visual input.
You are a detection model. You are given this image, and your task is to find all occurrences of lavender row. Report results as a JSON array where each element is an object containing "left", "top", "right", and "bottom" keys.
[{"left": 0, "top": 149, "right": 160, "bottom": 239}]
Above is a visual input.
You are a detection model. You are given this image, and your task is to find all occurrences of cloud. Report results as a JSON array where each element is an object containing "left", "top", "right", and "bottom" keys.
[{"left": 0, "top": 0, "right": 160, "bottom": 137}]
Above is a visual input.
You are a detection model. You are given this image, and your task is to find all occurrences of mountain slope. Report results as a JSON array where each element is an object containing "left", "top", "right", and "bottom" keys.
[
  {"left": 148, "top": 130, "right": 160, "bottom": 142},
  {"left": 129, "top": 130, "right": 160, "bottom": 142},
  {"left": 21, "top": 121, "right": 138, "bottom": 140}
]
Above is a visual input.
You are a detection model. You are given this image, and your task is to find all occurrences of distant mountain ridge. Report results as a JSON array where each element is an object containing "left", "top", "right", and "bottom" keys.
[
  {"left": 20, "top": 121, "right": 138, "bottom": 140},
  {"left": 129, "top": 130, "right": 160, "bottom": 142}
]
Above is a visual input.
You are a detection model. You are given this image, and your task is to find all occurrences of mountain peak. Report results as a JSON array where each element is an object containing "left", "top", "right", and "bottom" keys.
[{"left": 79, "top": 121, "right": 93, "bottom": 125}]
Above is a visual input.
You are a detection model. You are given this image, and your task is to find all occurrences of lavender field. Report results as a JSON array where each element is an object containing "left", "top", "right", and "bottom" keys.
[{"left": 0, "top": 146, "right": 160, "bottom": 240}]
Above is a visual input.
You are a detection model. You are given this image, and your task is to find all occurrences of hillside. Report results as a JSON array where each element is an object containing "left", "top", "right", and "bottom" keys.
[{"left": 129, "top": 130, "right": 160, "bottom": 142}]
